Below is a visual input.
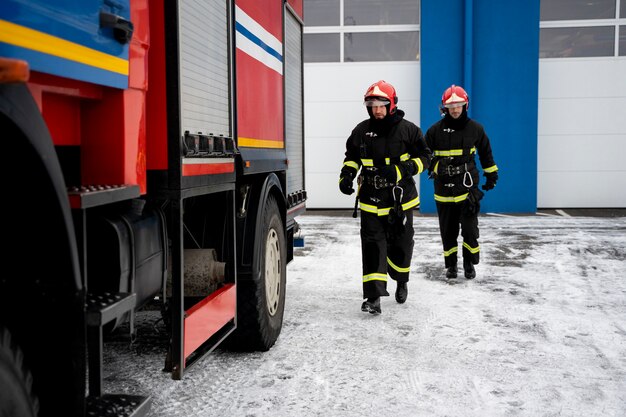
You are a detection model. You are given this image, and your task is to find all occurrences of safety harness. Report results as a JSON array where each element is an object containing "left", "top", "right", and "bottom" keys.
[
  {"left": 434, "top": 148, "right": 476, "bottom": 189},
  {"left": 439, "top": 162, "right": 474, "bottom": 188},
  {"left": 361, "top": 168, "right": 395, "bottom": 189}
]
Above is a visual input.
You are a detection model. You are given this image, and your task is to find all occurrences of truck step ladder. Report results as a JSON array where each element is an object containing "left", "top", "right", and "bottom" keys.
[
  {"left": 86, "top": 394, "right": 151, "bottom": 417},
  {"left": 86, "top": 292, "right": 150, "bottom": 416}
]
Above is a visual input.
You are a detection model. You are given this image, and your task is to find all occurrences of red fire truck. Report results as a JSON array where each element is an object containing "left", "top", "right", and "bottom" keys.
[{"left": 0, "top": 0, "right": 306, "bottom": 415}]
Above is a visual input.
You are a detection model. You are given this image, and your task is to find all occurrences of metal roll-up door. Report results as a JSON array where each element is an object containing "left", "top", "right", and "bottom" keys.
[
  {"left": 178, "top": 0, "right": 230, "bottom": 138},
  {"left": 284, "top": 10, "right": 304, "bottom": 195}
]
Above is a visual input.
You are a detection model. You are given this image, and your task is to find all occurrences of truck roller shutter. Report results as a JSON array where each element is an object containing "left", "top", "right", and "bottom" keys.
[
  {"left": 178, "top": 0, "right": 231, "bottom": 138},
  {"left": 284, "top": 10, "right": 304, "bottom": 195}
]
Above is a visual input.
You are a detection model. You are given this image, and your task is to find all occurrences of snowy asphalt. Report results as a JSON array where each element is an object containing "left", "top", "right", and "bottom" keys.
[{"left": 104, "top": 210, "right": 626, "bottom": 417}]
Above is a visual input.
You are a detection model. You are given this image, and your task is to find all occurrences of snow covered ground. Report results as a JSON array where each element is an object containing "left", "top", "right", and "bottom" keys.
[{"left": 105, "top": 211, "right": 626, "bottom": 417}]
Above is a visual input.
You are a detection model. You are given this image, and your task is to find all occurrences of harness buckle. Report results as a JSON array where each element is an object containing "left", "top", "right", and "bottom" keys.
[
  {"left": 445, "top": 164, "right": 463, "bottom": 176},
  {"left": 373, "top": 175, "right": 386, "bottom": 189}
]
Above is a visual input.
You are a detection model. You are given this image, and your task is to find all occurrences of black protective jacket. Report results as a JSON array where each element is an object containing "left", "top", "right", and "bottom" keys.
[
  {"left": 342, "top": 110, "right": 432, "bottom": 215},
  {"left": 425, "top": 115, "right": 498, "bottom": 204}
]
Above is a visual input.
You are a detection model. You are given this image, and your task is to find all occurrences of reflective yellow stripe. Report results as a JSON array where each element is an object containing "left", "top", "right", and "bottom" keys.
[
  {"left": 387, "top": 257, "right": 410, "bottom": 273},
  {"left": 363, "top": 273, "right": 387, "bottom": 283},
  {"left": 443, "top": 246, "right": 458, "bottom": 257},
  {"left": 402, "top": 196, "right": 420, "bottom": 210},
  {"left": 463, "top": 242, "right": 480, "bottom": 254},
  {"left": 483, "top": 165, "right": 498, "bottom": 173},
  {"left": 0, "top": 19, "right": 129, "bottom": 75},
  {"left": 434, "top": 147, "right": 476, "bottom": 157},
  {"left": 394, "top": 165, "right": 402, "bottom": 182},
  {"left": 412, "top": 158, "right": 423, "bottom": 174},
  {"left": 344, "top": 160, "right": 359, "bottom": 170},
  {"left": 363, "top": 154, "right": 411, "bottom": 168},
  {"left": 359, "top": 202, "right": 378, "bottom": 214},
  {"left": 434, "top": 193, "right": 468, "bottom": 203},
  {"left": 359, "top": 203, "right": 390, "bottom": 216},
  {"left": 434, "top": 149, "right": 461, "bottom": 156},
  {"left": 360, "top": 197, "right": 419, "bottom": 215},
  {"left": 434, "top": 160, "right": 440, "bottom": 174},
  {"left": 239, "top": 137, "right": 284, "bottom": 148}
]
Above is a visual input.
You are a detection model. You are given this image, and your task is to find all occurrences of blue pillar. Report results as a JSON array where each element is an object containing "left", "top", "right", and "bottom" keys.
[{"left": 420, "top": 0, "right": 540, "bottom": 213}]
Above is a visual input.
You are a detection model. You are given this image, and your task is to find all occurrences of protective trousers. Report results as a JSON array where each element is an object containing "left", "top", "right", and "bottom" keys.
[
  {"left": 360, "top": 209, "right": 414, "bottom": 299},
  {"left": 435, "top": 202, "right": 480, "bottom": 268}
]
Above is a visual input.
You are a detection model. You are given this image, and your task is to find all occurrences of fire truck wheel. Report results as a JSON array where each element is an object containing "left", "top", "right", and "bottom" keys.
[
  {"left": 0, "top": 327, "right": 39, "bottom": 417},
  {"left": 230, "top": 194, "right": 286, "bottom": 351}
]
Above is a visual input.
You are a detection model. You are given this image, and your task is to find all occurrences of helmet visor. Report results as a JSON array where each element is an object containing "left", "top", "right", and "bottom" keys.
[
  {"left": 364, "top": 98, "right": 390, "bottom": 107},
  {"left": 443, "top": 101, "right": 467, "bottom": 109}
]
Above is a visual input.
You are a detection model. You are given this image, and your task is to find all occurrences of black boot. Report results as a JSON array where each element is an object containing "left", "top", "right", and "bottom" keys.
[
  {"left": 446, "top": 264, "right": 458, "bottom": 279},
  {"left": 361, "top": 297, "right": 381, "bottom": 315},
  {"left": 395, "top": 282, "right": 408, "bottom": 304},
  {"left": 464, "top": 259, "right": 476, "bottom": 279}
]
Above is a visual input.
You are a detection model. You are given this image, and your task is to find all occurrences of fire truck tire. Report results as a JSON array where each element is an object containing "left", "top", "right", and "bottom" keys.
[
  {"left": 230, "top": 194, "right": 286, "bottom": 351},
  {"left": 0, "top": 327, "right": 39, "bottom": 417}
]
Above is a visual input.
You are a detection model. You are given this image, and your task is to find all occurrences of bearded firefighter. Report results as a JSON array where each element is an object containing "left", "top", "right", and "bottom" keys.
[{"left": 339, "top": 80, "right": 432, "bottom": 314}]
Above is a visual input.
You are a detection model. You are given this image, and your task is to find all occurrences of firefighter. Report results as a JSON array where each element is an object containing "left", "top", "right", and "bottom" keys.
[
  {"left": 339, "top": 80, "right": 432, "bottom": 314},
  {"left": 425, "top": 85, "right": 499, "bottom": 279}
]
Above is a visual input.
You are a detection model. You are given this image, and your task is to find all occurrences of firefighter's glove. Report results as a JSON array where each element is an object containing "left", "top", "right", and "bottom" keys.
[
  {"left": 482, "top": 171, "right": 498, "bottom": 191},
  {"left": 379, "top": 165, "right": 400, "bottom": 183},
  {"left": 339, "top": 169, "right": 355, "bottom": 195},
  {"left": 401, "top": 160, "right": 419, "bottom": 176},
  {"left": 464, "top": 187, "right": 485, "bottom": 215},
  {"left": 431, "top": 160, "right": 440, "bottom": 177},
  {"left": 380, "top": 161, "right": 417, "bottom": 184}
]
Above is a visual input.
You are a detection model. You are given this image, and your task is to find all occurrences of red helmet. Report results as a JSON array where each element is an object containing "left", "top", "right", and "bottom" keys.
[
  {"left": 441, "top": 85, "right": 469, "bottom": 110},
  {"left": 364, "top": 80, "right": 398, "bottom": 113}
]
